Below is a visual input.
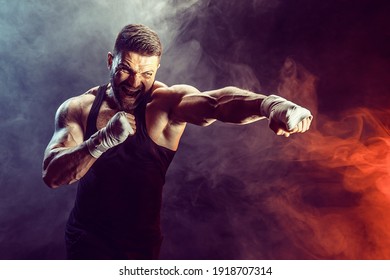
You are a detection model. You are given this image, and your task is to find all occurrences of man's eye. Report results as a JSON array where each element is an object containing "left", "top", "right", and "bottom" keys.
[
  {"left": 118, "top": 68, "right": 130, "bottom": 74},
  {"left": 143, "top": 72, "right": 153, "bottom": 78}
]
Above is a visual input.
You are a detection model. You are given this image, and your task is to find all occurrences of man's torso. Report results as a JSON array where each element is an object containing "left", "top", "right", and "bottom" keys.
[
  {"left": 67, "top": 83, "right": 177, "bottom": 250},
  {"left": 75, "top": 82, "right": 186, "bottom": 151}
]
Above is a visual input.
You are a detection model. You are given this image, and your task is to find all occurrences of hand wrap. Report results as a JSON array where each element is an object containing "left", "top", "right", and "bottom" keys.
[
  {"left": 86, "top": 111, "right": 134, "bottom": 158},
  {"left": 260, "top": 94, "right": 312, "bottom": 131}
]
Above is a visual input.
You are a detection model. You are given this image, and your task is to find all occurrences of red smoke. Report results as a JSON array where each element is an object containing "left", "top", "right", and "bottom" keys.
[{"left": 275, "top": 58, "right": 390, "bottom": 259}]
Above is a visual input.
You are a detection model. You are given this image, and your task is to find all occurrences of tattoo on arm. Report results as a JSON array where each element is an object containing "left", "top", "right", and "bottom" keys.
[{"left": 55, "top": 100, "right": 71, "bottom": 130}]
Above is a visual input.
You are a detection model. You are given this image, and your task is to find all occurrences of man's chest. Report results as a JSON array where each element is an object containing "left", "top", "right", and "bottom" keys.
[{"left": 84, "top": 102, "right": 184, "bottom": 151}]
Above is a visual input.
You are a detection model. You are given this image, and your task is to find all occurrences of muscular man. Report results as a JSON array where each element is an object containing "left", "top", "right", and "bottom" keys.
[{"left": 42, "top": 24, "right": 312, "bottom": 259}]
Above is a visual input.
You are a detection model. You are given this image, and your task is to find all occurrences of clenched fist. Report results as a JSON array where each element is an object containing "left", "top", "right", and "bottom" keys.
[
  {"left": 260, "top": 95, "right": 313, "bottom": 137},
  {"left": 86, "top": 111, "right": 136, "bottom": 158}
]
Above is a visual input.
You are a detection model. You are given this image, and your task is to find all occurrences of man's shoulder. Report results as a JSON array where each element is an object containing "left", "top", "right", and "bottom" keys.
[
  {"left": 77, "top": 85, "right": 100, "bottom": 105},
  {"left": 151, "top": 83, "right": 200, "bottom": 99},
  {"left": 59, "top": 86, "right": 99, "bottom": 111},
  {"left": 55, "top": 85, "right": 101, "bottom": 124},
  {"left": 152, "top": 80, "right": 169, "bottom": 91}
]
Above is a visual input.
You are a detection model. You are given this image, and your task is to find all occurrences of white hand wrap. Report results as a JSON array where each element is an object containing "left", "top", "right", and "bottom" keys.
[
  {"left": 85, "top": 111, "right": 133, "bottom": 158},
  {"left": 260, "top": 94, "right": 312, "bottom": 130}
]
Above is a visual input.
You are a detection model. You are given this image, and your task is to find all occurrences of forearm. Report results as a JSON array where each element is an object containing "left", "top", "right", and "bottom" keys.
[
  {"left": 209, "top": 87, "right": 267, "bottom": 124},
  {"left": 43, "top": 111, "right": 135, "bottom": 188},
  {"left": 42, "top": 143, "right": 96, "bottom": 188},
  {"left": 167, "top": 84, "right": 312, "bottom": 135}
]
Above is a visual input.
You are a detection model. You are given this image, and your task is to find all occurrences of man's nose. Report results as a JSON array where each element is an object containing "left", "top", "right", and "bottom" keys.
[{"left": 127, "top": 73, "right": 142, "bottom": 88}]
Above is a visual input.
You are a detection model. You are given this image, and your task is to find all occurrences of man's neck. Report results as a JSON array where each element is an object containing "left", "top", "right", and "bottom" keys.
[{"left": 105, "top": 83, "right": 137, "bottom": 114}]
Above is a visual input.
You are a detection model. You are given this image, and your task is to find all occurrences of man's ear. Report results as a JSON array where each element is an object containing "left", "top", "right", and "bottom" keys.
[{"left": 107, "top": 52, "right": 114, "bottom": 70}]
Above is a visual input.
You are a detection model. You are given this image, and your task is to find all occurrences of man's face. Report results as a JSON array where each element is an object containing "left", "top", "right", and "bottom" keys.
[{"left": 108, "top": 51, "right": 160, "bottom": 110}]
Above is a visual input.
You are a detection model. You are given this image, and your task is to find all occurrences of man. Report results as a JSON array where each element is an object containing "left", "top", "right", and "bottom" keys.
[{"left": 42, "top": 24, "right": 312, "bottom": 259}]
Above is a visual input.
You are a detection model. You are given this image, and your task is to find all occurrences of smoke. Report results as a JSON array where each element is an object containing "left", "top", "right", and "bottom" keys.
[
  {"left": 159, "top": 0, "right": 390, "bottom": 260},
  {"left": 0, "top": 0, "right": 196, "bottom": 259},
  {"left": 269, "top": 61, "right": 390, "bottom": 259},
  {"left": 1, "top": 0, "right": 389, "bottom": 259}
]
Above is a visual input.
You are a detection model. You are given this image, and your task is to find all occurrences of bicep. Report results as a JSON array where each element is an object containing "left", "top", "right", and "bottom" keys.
[
  {"left": 152, "top": 85, "right": 264, "bottom": 127},
  {"left": 169, "top": 85, "right": 218, "bottom": 126},
  {"left": 170, "top": 85, "right": 262, "bottom": 125},
  {"left": 45, "top": 99, "right": 84, "bottom": 153}
]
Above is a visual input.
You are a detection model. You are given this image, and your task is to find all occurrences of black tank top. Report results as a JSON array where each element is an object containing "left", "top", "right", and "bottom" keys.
[{"left": 68, "top": 84, "right": 176, "bottom": 248}]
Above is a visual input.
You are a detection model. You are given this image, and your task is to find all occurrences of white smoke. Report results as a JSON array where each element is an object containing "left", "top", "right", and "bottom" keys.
[{"left": 0, "top": 0, "right": 201, "bottom": 259}]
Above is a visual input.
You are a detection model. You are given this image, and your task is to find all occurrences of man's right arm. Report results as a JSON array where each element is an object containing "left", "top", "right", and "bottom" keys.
[
  {"left": 42, "top": 98, "right": 97, "bottom": 188},
  {"left": 42, "top": 97, "right": 136, "bottom": 188}
]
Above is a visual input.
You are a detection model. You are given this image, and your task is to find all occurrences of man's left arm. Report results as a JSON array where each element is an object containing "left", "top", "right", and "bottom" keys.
[{"left": 152, "top": 84, "right": 313, "bottom": 136}]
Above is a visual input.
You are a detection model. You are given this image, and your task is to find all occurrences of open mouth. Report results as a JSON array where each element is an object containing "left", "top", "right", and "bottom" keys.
[{"left": 121, "top": 85, "right": 142, "bottom": 97}]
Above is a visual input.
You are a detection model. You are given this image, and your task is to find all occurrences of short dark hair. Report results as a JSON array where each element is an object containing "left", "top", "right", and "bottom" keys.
[{"left": 113, "top": 24, "right": 162, "bottom": 57}]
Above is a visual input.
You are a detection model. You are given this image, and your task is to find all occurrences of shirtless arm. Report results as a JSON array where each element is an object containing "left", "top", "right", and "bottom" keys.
[
  {"left": 152, "top": 85, "right": 312, "bottom": 135},
  {"left": 42, "top": 98, "right": 96, "bottom": 188},
  {"left": 42, "top": 95, "right": 136, "bottom": 188}
]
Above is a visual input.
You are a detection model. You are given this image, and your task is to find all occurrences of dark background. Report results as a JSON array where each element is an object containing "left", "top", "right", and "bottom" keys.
[{"left": 0, "top": 0, "right": 389, "bottom": 259}]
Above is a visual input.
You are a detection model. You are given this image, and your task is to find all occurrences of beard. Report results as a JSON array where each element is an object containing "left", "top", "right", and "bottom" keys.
[{"left": 110, "top": 78, "right": 154, "bottom": 112}]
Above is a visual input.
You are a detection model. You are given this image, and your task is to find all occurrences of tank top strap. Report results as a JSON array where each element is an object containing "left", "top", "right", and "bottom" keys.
[{"left": 85, "top": 84, "right": 107, "bottom": 140}]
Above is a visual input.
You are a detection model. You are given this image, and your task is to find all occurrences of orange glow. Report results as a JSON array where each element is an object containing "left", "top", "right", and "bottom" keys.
[{"left": 274, "top": 58, "right": 390, "bottom": 259}]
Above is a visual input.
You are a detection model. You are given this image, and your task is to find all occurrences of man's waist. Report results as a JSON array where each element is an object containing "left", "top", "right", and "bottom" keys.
[{"left": 67, "top": 214, "right": 162, "bottom": 247}]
